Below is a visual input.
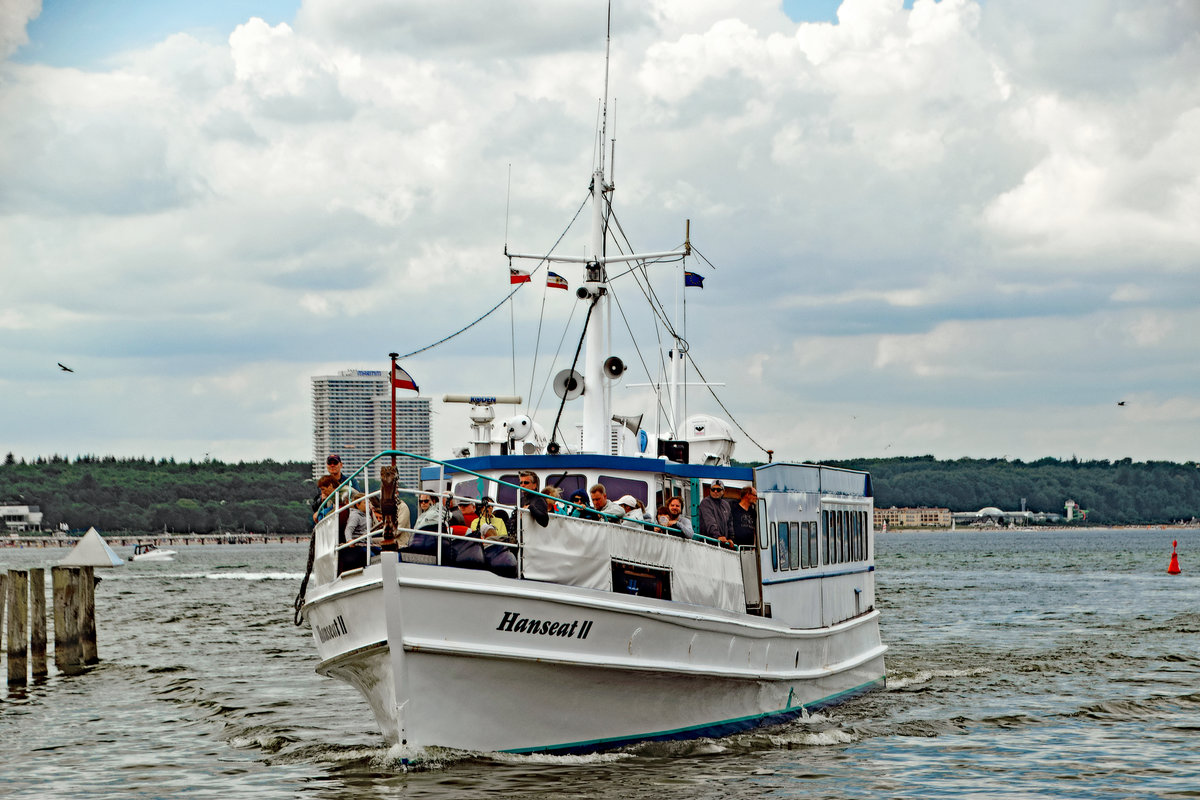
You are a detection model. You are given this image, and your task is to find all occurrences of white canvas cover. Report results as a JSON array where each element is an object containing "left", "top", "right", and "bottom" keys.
[
  {"left": 520, "top": 512, "right": 745, "bottom": 612},
  {"left": 60, "top": 527, "right": 124, "bottom": 568}
]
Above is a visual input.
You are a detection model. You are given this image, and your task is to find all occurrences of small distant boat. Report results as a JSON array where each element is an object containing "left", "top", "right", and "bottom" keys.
[{"left": 129, "top": 543, "right": 176, "bottom": 562}]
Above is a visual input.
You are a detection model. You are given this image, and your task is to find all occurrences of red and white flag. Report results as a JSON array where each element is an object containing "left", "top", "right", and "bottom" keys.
[
  {"left": 510, "top": 268, "right": 532, "bottom": 284},
  {"left": 391, "top": 366, "right": 419, "bottom": 392}
]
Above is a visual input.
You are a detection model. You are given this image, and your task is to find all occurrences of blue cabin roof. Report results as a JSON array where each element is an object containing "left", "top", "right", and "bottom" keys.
[{"left": 420, "top": 453, "right": 754, "bottom": 483}]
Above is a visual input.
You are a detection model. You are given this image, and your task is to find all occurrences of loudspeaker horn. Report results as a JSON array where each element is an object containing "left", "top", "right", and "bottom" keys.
[
  {"left": 612, "top": 413, "right": 643, "bottom": 435},
  {"left": 603, "top": 356, "right": 626, "bottom": 380},
  {"left": 552, "top": 369, "right": 585, "bottom": 401}
]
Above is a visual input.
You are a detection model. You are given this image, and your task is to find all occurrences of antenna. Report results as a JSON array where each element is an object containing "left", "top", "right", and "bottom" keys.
[{"left": 599, "top": 0, "right": 612, "bottom": 176}]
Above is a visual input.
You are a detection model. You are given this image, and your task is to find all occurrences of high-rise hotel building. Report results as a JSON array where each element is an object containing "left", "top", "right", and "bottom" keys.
[{"left": 311, "top": 369, "right": 431, "bottom": 488}]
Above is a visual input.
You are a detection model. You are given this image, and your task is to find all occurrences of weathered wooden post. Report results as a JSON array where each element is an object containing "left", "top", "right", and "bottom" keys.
[
  {"left": 0, "top": 571, "right": 7, "bottom": 653},
  {"left": 80, "top": 566, "right": 97, "bottom": 664},
  {"left": 7, "top": 570, "right": 29, "bottom": 685},
  {"left": 52, "top": 566, "right": 83, "bottom": 675},
  {"left": 29, "top": 568, "right": 47, "bottom": 679}
]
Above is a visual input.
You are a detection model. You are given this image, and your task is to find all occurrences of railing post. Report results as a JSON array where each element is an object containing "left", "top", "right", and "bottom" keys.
[{"left": 30, "top": 568, "right": 47, "bottom": 679}]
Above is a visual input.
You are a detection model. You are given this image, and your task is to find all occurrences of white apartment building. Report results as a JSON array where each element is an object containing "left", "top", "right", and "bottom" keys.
[{"left": 311, "top": 369, "right": 431, "bottom": 488}]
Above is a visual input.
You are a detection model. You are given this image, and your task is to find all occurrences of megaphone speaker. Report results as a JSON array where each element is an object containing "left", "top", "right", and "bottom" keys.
[
  {"left": 603, "top": 356, "right": 626, "bottom": 379},
  {"left": 553, "top": 369, "right": 585, "bottom": 401}
]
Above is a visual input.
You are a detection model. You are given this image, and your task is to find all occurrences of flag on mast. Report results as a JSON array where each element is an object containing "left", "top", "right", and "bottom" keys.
[
  {"left": 392, "top": 366, "right": 419, "bottom": 392},
  {"left": 684, "top": 271, "right": 704, "bottom": 288},
  {"left": 510, "top": 267, "right": 532, "bottom": 284},
  {"left": 546, "top": 271, "right": 568, "bottom": 290}
]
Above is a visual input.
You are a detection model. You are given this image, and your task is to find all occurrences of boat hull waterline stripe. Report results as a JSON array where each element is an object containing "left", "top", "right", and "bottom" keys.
[{"left": 501, "top": 677, "right": 884, "bottom": 755}]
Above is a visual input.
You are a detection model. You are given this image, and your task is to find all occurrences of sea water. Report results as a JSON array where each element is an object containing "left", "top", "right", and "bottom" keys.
[{"left": 1, "top": 529, "right": 1197, "bottom": 799}]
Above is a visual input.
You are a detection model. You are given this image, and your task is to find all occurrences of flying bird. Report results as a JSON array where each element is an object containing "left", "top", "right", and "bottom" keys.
[
  {"left": 1117, "top": 401, "right": 1126, "bottom": 406},
  {"left": 58, "top": 363, "right": 74, "bottom": 373}
]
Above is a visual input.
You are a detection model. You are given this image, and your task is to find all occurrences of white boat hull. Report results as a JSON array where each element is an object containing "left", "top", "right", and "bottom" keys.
[{"left": 305, "top": 561, "right": 885, "bottom": 753}]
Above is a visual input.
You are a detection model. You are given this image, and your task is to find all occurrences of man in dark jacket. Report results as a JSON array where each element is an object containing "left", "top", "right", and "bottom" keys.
[
  {"left": 729, "top": 486, "right": 758, "bottom": 547},
  {"left": 697, "top": 480, "right": 734, "bottom": 543}
]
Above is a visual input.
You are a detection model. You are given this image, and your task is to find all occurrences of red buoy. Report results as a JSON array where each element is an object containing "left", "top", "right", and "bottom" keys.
[{"left": 1167, "top": 540, "right": 1182, "bottom": 575}]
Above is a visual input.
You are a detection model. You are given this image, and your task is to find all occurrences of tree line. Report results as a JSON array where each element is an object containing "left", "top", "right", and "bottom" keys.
[
  {"left": 3, "top": 453, "right": 1198, "bottom": 534},
  {"left": 818, "top": 455, "right": 1200, "bottom": 525},
  {"left": 1, "top": 454, "right": 313, "bottom": 534}
]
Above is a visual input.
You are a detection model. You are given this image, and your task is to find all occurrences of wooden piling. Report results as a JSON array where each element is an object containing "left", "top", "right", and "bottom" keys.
[
  {"left": 80, "top": 566, "right": 97, "bottom": 664},
  {"left": 30, "top": 568, "right": 47, "bottom": 678},
  {"left": 7, "top": 570, "right": 29, "bottom": 685},
  {"left": 0, "top": 571, "right": 7, "bottom": 654},
  {"left": 52, "top": 566, "right": 83, "bottom": 675}
]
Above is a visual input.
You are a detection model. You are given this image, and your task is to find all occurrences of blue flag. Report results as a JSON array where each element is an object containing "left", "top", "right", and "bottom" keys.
[{"left": 684, "top": 271, "right": 704, "bottom": 288}]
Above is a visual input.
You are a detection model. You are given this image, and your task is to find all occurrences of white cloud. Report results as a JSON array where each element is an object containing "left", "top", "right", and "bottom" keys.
[
  {"left": 0, "top": 0, "right": 38, "bottom": 59},
  {"left": 2, "top": 0, "right": 1199, "bottom": 464}
]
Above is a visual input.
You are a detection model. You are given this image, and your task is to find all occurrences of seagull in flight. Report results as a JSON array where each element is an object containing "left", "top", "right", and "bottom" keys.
[{"left": 58, "top": 362, "right": 74, "bottom": 373}]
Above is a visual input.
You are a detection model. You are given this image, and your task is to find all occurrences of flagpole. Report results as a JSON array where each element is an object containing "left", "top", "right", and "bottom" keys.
[{"left": 389, "top": 352, "right": 399, "bottom": 468}]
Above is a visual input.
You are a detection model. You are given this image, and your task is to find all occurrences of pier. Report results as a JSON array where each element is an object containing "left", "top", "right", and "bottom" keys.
[{"left": 1, "top": 532, "right": 309, "bottom": 549}]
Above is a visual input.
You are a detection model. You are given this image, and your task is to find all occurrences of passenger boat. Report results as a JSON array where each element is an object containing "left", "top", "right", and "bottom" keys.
[{"left": 295, "top": 24, "right": 885, "bottom": 757}]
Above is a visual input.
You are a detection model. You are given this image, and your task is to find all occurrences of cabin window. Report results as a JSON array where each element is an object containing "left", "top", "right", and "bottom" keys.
[
  {"left": 776, "top": 522, "right": 790, "bottom": 571},
  {"left": 821, "top": 510, "right": 830, "bottom": 565},
  {"left": 545, "top": 473, "right": 588, "bottom": 500},
  {"left": 496, "top": 474, "right": 520, "bottom": 506},
  {"left": 839, "top": 511, "right": 848, "bottom": 563},
  {"left": 853, "top": 511, "right": 862, "bottom": 560},
  {"left": 453, "top": 478, "right": 485, "bottom": 502},
  {"left": 611, "top": 560, "right": 671, "bottom": 600},
  {"left": 598, "top": 476, "right": 649, "bottom": 506},
  {"left": 788, "top": 521, "right": 800, "bottom": 570}
]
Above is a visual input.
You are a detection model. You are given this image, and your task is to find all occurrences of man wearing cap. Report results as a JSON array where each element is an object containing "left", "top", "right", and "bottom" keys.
[
  {"left": 312, "top": 454, "right": 361, "bottom": 522},
  {"left": 698, "top": 480, "right": 734, "bottom": 543}
]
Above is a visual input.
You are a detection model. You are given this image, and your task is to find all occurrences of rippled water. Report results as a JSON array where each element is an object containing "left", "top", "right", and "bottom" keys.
[{"left": 2, "top": 529, "right": 1197, "bottom": 799}]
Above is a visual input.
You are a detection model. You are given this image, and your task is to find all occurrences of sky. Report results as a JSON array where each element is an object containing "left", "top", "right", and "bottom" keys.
[{"left": 2, "top": 0, "right": 1198, "bottom": 468}]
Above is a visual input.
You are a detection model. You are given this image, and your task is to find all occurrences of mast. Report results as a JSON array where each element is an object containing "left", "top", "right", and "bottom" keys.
[
  {"left": 582, "top": 169, "right": 609, "bottom": 453},
  {"left": 504, "top": 2, "right": 689, "bottom": 454}
]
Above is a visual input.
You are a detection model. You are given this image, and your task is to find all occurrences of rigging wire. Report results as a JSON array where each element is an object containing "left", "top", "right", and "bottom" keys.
[{"left": 394, "top": 192, "right": 591, "bottom": 360}]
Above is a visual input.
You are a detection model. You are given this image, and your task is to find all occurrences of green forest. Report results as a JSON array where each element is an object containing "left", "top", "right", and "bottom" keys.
[
  {"left": 3, "top": 453, "right": 1198, "bottom": 534},
  {"left": 1, "top": 454, "right": 313, "bottom": 534},
  {"left": 821, "top": 456, "right": 1200, "bottom": 525}
]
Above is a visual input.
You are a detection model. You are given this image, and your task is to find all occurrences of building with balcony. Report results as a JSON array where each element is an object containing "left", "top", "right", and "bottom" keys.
[{"left": 311, "top": 369, "right": 431, "bottom": 488}]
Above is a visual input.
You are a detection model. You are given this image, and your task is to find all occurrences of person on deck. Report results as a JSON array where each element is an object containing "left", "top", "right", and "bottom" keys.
[
  {"left": 590, "top": 483, "right": 624, "bottom": 521},
  {"left": 312, "top": 454, "right": 359, "bottom": 522},
  {"left": 518, "top": 471, "right": 550, "bottom": 527},
  {"left": 664, "top": 495, "right": 695, "bottom": 539},
  {"left": 728, "top": 486, "right": 758, "bottom": 548},
  {"left": 615, "top": 495, "right": 645, "bottom": 528},
  {"left": 567, "top": 489, "right": 598, "bottom": 520},
  {"left": 469, "top": 497, "right": 508, "bottom": 540},
  {"left": 698, "top": 480, "right": 734, "bottom": 543},
  {"left": 313, "top": 475, "right": 337, "bottom": 523}
]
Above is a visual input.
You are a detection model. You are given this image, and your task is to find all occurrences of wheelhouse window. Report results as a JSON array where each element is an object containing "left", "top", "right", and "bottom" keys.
[{"left": 598, "top": 476, "right": 649, "bottom": 506}]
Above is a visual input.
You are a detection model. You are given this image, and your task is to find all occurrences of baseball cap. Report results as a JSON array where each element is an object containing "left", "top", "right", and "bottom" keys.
[
  {"left": 616, "top": 495, "right": 638, "bottom": 508},
  {"left": 710, "top": 480, "right": 724, "bottom": 488},
  {"left": 326, "top": 454, "right": 341, "bottom": 465}
]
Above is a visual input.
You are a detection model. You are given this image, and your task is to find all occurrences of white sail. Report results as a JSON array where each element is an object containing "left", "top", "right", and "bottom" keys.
[{"left": 60, "top": 527, "right": 124, "bottom": 568}]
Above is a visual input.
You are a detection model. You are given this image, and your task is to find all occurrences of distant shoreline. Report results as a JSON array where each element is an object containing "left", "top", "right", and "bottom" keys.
[{"left": 1, "top": 532, "right": 309, "bottom": 548}]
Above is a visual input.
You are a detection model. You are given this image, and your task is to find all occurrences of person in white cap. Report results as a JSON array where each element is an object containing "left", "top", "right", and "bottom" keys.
[{"left": 615, "top": 495, "right": 646, "bottom": 527}]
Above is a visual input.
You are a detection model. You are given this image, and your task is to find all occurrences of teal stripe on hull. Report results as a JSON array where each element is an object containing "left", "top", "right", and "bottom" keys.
[{"left": 502, "top": 676, "right": 885, "bottom": 755}]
